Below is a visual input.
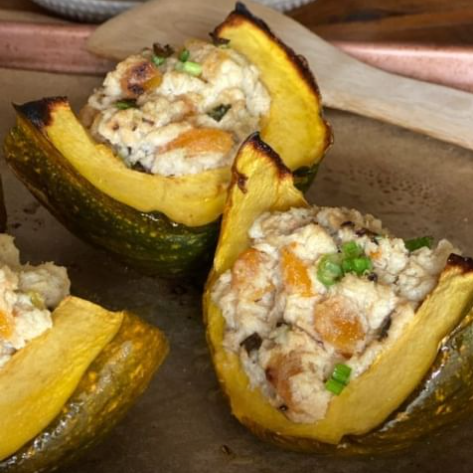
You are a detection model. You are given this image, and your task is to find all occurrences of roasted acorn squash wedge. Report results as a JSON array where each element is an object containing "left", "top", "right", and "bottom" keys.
[
  {"left": 3, "top": 4, "right": 331, "bottom": 276},
  {"left": 203, "top": 133, "right": 473, "bottom": 454},
  {"left": 0, "top": 296, "right": 168, "bottom": 472},
  {"left": 4, "top": 100, "right": 222, "bottom": 276}
]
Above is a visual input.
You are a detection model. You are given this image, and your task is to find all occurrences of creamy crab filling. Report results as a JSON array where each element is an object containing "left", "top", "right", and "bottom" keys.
[
  {"left": 0, "top": 235, "right": 71, "bottom": 368},
  {"left": 212, "top": 206, "right": 458, "bottom": 424},
  {"left": 82, "top": 39, "right": 271, "bottom": 177}
]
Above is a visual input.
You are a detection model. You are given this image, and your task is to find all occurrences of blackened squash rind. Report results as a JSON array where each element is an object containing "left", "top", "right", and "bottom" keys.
[
  {"left": 204, "top": 134, "right": 473, "bottom": 454},
  {"left": 0, "top": 305, "right": 168, "bottom": 472}
]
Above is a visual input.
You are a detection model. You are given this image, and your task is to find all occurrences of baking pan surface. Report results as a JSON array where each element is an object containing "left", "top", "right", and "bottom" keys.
[{"left": 1, "top": 69, "right": 472, "bottom": 473}]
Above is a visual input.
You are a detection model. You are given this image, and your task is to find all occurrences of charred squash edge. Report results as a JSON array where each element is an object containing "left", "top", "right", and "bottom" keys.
[{"left": 216, "top": 2, "right": 324, "bottom": 104}]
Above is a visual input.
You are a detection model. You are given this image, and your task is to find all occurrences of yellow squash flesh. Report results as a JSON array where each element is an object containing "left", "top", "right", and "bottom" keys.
[
  {"left": 43, "top": 104, "right": 229, "bottom": 227},
  {"left": 204, "top": 134, "right": 473, "bottom": 446},
  {"left": 215, "top": 4, "right": 331, "bottom": 172},
  {"left": 0, "top": 296, "right": 124, "bottom": 460}
]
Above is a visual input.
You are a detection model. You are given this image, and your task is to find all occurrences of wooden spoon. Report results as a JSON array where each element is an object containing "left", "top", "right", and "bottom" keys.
[{"left": 88, "top": 0, "right": 473, "bottom": 151}]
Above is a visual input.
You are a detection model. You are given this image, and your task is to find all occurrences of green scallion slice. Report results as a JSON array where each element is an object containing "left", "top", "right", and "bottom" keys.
[
  {"left": 152, "top": 55, "right": 166, "bottom": 67},
  {"left": 114, "top": 99, "right": 138, "bottom": 110},
  {"left": 179, "top": 48, "right": 190, "bottom": 62},
  {"left": 351, "top": 256, "right": 373, "bottom": 275},
  {"left": 207, "top": 104, "right": 232, "bottom": 122},
  {"left": 325, "top": 378, "right": 345, "bottom": 395},
  {"left": 317, "top": 254, "right": 343, "bottom": 287},
  {"left": 341, "top": 258, "right": 355, "bottom": 274},
  {"left": 332, "top": 363, "right": 352, "bottom": 385},
  {"left": 341, "top": 241, "right": 363, "bottom": 259},
  {"left": 176, "top": 61, "right": 202, "bottom": 76},
  {"left": 404, "top": 236, "right": 434, "bottom": 252}
]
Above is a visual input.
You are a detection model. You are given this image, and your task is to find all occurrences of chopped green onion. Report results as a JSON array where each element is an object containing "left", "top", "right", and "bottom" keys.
[
  {"left": 317, "top": 271, "right": 339, "bottom": 287},
  {"left": 325, "top": 378, "right": 345, "bottom": 395},
  {"left": 318, "top": 242, "right": 374, "bottom": 286},
  {"left": 114, "top": 99, "right": 138, "bottom": 110},
  {"left": 332, "top": 363, "right": 352, "bottom": 385},
  {"left": 404, "top": 236, "right": 434, "bottom": 252},
  {"left": 342, "top": 256, "right": 372, "bottom": 276},
  {"left": 178, "top": 48, "right": 190, "bottom": 62},
  {"left": 207, "top": 104, "right": 232, "bottom": 122},
  {"left": 351, "top": 256, "right": 373, "bottom": 275},
  {"left": 175, "top": 60, "right": 202, "bottom": 76},
  {"left": 185, "top": 62, "right": 202, "bottom": 76},
  {"left": 152, "top": 55, "right": 166, "bottom": 66},
  {"left": 317, "top": 254, "right": 343, "bottom": 287},
  {"left": 341, "top": 258, "right": 354, "bottom": 274},
  {"left": 341, "top": 241, "right": 363, "bottom": 259}
]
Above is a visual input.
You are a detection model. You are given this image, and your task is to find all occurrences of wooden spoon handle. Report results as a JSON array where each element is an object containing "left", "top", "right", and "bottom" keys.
[
  {"left": 301, "top": 35, "right": 473, "bottom": 149},
  {"left": 294, "top": 36, "right": 473, "bottom": 151},
  {"left": 250, "top": 3, "right": 473, "bottom": 151},
  {"left": 88, "top": 0, "right": 473, "bottom": 150}
]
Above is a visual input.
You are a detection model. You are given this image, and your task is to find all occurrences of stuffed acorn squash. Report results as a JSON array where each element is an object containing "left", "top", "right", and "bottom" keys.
[
  {"left": 203, "top": 133, "right": 473, "bottom": 454},
  {"left": 0, "top": 235, "right": 168, "bottom": 472},
  {"left": 3, "top": 3, "right": 331, "bottom": 276}
]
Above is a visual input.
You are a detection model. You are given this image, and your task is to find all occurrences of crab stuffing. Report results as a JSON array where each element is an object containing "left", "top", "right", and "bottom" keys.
[
  {"left": 212, "top": 206, "right": 457, "bottom": 423},
  {"left": 0, "top": 235, "right": 70, "bottom": 368},
  {"left": 82, "top": 39, "right": 271, "bottom": 177}
]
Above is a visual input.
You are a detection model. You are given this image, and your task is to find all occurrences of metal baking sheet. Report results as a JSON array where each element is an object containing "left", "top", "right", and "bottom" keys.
[{"left": 0, "top": 69, "right": 472, "bottom": 473}]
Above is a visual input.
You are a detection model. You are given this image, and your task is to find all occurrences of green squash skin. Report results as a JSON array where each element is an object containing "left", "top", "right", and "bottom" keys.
[
  {"left": 293, "top": 164, "right": 320, "bottom": 193},
  {"left": 4, "top": 119, "right": 220, "bottom": 277},
  {"left": 237, "top": 305, "right": 473, "bottom": 456},
  {"left": 4, "top": 110, "right": 318, "bottom": 277},
  {"left": 354, "top": 306, "right": 473, "bottom": 453},
  {"left": 0, "top": 311, "right": 169, "bottom": 473}
]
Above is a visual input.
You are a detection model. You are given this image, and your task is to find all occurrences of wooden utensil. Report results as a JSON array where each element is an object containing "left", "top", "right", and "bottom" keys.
[{"left": 87, "top": 0, "right": 473, "bottom": 151}]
